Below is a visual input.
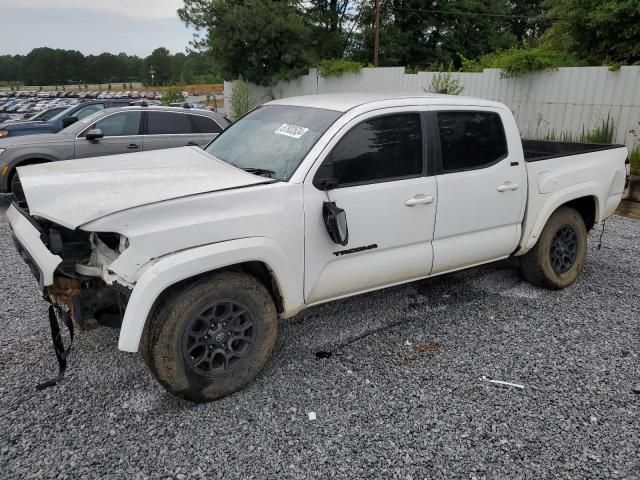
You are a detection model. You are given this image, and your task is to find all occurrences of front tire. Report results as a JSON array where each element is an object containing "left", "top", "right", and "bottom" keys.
[
  {"left": 520, "top": 206, "right": 588, "bottom": 289},
  {"left": 141, "top": 271, "right": 278, "bottom": 402}
]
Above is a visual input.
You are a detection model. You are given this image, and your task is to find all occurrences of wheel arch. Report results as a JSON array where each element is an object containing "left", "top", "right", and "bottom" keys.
[
  {"left": 562, "top": 196, "right": 597, "bottom": 232},
  {"left": 117, "top": 237, "right": 303, "bottom": 352},
  {"left": 148, "top": 260, "right": 286, "bottom": 320},
  {"left": 518, "top": 182, "right": 601, "bottom": 254}
]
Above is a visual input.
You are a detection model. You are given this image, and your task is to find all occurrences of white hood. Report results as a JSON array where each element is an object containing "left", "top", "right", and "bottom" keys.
[{"left": 17, "top": 147, "right": 271, "bottom": 229}]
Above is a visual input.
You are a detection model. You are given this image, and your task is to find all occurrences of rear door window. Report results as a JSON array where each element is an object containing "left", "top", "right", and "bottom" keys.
[
  {"left": 436, "top": 111, "right": 508, "bottom": 172},
  {"left": 147, "top": 112, "right": 194, "bottom": 135}
]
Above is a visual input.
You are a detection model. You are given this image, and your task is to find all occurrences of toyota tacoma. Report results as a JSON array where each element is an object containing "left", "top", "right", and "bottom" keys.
[{"left": 6, "top": 93, "right": 628, "bottom": 401}]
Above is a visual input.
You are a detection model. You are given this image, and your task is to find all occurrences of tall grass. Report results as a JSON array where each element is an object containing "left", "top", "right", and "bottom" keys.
[
  {"left": 629, "top": 146, "right": 640, "bottom": 175},
  {"left": 582, "top": 115, "right": 615, "bottom": 144},
  {"left": 534, "top": 115, "right": 616, "bottom": 144}
]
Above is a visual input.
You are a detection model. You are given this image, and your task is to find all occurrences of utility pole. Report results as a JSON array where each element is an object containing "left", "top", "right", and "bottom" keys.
[
  {"left": 373, "top": 0, "right": 380, "bottom": 67},
  {"left": 149, "top": 65, "right": 156, "bottom": 87}
]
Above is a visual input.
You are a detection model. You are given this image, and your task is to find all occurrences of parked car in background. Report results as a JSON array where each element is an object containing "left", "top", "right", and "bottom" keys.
[
  {"left": 0, "top": 99, "right": 133, "bottom": 139},
  {"left": 28, "top": 106, "right": 70, "bottom": 121},
  {"left": 0, "top": 105, "right": 229, "bottom": 192},
  {"left": 0, "top": 106, "right": 69, "bottom": 129}
]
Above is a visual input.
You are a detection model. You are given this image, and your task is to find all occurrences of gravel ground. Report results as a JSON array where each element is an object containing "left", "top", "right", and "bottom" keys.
[{"left": 0, "top": 193, "right": 639, "bottom": 480}]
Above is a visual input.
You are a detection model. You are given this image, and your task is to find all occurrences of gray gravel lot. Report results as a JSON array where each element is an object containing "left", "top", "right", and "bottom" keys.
[{"left": 0, "top": 193, "right": 639, "bottom": 480}]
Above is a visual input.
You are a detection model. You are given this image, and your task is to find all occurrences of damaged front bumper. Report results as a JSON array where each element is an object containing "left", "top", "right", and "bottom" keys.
[
  {"left": 7, "top": 202, "right": 131, "bottom": 331},
  {"left": 7, "top": 203, "right": 62, "bottom": 289}
]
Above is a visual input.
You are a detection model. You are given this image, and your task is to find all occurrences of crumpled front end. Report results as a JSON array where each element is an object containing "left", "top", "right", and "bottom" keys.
[{"left": 7, "top": 185, "right": 130, "bottom": 332}]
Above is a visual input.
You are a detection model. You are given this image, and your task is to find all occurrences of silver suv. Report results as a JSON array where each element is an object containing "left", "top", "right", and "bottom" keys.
[{"left": 0, "top": 106, "right": 230, "bottom": 193}]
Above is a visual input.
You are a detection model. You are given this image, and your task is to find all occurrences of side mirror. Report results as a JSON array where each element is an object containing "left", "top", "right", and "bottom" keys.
[
  {"left": 322, "top": 201, "right": 349, "bottom": 246},
  {"left": 62, "top": 116, "right": 78, "bottom": 127},
  {"left": 85, "top": 128, "right": 104, "bottom": 141}
]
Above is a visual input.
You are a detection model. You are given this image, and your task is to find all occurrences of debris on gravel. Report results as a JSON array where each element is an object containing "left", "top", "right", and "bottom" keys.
[{"left": 1, "top": 193, "right": 639, "bottom": 479}]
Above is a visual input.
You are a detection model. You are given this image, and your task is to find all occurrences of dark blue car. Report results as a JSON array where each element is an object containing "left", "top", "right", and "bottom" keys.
[{"left": 0, "top": 99, "right": 132, "bottom": 139}]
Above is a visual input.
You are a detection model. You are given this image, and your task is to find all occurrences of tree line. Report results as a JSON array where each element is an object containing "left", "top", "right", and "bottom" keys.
[
  {"left": 2, "top": 1, "right": 637, "bottom": 87},
  {"left": 0, "top": 47, "right": 221, "bottom": 86},
  {"left": 178, "top": 0, "right": 639, "bottom": 85}
]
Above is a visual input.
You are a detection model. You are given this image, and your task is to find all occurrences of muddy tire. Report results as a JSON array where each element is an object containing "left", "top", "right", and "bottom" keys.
[
  {"left": 520, "top": 206, "right": 588, "bottom": 289},
  {"left": 141, "top": 271, "right": 278, "bottom": 402}
]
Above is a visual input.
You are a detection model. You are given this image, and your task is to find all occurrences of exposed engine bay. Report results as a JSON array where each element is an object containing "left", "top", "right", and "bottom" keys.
[{"left": 30, "top": 212, "right": 129, "bottom": 332}]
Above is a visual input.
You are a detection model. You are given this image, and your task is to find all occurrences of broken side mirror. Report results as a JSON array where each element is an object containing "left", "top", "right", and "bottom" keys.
[
  {"left": 62, "top": 115, "right": 78, "bottom": 127},
  {"left": 322, "top": 201, "right": 348, "bottom": 246},
  {"left": 85, "top": 128, "right": 104, "bottom": 141}
]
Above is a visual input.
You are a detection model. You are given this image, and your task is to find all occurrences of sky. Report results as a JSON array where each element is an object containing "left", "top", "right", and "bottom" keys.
[{"left": 0, "top": 0, "right": 196, "bottom": 57}]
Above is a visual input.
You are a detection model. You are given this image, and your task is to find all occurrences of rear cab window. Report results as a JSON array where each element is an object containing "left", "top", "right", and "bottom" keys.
[{"left": 436, "top": 111, "right": 508, "bottom": 172}]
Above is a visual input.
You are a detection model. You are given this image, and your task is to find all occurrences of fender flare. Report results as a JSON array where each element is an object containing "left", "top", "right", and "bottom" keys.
[
  {"left": 117, "top": 237, "right": 303, "bottom": 352},
  {"left": 518, "top": 181, "right": 601, "bottom": 253}
]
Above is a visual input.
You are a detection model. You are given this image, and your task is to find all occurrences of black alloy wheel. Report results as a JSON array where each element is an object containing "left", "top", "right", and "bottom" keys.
[
  {"left": 549, "top": 224, "right": 578, "bottom": 274},
  {"left": 182, "top": 298, "right": 256, "bottom": 377}
]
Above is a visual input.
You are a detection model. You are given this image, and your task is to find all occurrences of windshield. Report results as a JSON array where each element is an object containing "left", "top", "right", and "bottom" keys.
[
  {"left": 49, "top": 105, "right": 76, "bottom": 123},
  {"left": 31, "top": 107, "right": 66, "bottom": 121},
  {"left": 205, "top": 105, "right": 341, "bottom": 181}
]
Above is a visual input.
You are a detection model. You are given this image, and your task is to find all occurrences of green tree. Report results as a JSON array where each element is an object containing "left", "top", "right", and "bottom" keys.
[
  {"left": 145, "top": 47, "right": 173, "bottom": 85},
  {"left": 545, "top": 0, "right": 640, "bottom": 64},
  {"left": 351, "top": 0, "right": 516, "bottom": 69},
  {"left": 509, "top": 0, "right": 550, "bottom": 44},
  {"left": 302, "top": 0, "right": 352, "bottom": 60},
  {"left": 179, "top": 0, "right": 312, "bottom": 85}
]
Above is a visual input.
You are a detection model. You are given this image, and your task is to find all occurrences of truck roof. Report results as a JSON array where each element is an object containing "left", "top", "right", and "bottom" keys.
[{"left": 267, "top": 92, "right": 506, "bottom": 112}]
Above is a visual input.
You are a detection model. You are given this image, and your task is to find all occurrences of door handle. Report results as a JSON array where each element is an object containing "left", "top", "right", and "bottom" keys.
[
  {"left": 405, "top": 194, "right": 434, "bottom": 206},
  {"left": 186, "top": 141, "right": 199, "bottom": 146},
  {"left": 497, "top": 182, "right": 519, "bottom": 192},
  {"left": 127, "top": 143, "right": 140, "bottom": 150}
]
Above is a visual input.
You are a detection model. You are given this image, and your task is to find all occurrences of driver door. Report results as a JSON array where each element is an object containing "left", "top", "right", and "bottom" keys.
[
  {"left": 74, "top": 111, "right": 143, "bottom": 158},
  {"left": 303, "top": 109, "right": 437, "bottom": 304}
]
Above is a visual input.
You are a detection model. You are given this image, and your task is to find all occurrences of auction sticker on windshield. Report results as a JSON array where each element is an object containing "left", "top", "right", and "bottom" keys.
[{"left": 274, "top": 124, "right": 309, "bottom": 139}]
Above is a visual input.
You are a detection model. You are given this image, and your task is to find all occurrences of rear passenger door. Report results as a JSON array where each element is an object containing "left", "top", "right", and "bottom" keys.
[
  {"left": 142, "top": 111, "right": 203, "bottom": 151},
  {"left": 74, "top": 110, "right": 143, "bottom": 158},
  {"left": 429, "top": 108, "right": 526, "bottom": 274}
]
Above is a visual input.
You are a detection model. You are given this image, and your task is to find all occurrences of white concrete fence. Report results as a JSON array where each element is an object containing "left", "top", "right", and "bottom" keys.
[{"left": 225, "top": 66, "right": 640, "bottom": 148}]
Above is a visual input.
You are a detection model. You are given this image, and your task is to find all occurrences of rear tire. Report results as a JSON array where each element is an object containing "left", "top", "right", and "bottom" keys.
[
  {"left": 141, "top": 271, "right": 278, "bottom": 402},
  {"left": 520, "top": 207, "right": 587, "bottom": 289}
]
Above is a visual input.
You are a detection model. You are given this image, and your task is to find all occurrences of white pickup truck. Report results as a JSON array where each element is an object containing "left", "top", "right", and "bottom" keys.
[{"left": 7, "top": 93, "right": 628, "bottom": 401}]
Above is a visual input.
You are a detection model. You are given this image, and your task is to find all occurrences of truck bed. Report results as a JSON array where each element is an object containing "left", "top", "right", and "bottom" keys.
[{"left": 522, "top": 139, "right": 625, "bottom": 162}]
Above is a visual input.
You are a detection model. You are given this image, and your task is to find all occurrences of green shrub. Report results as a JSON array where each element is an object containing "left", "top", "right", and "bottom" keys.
[
  {"left": 230, "top": 77, "right": 256, "bottom": 121},
  {"left": 425, "top": 66, "right": 464, "bottom": 95},
  {"left": 161, "top": 85, "right": 186, "bottom": 105},
  {"left": 317, "top": 59, "right": 363, "bottom": 78},
  {"left": 463, "top": 46, "right": 580, "bottom": 78}
]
